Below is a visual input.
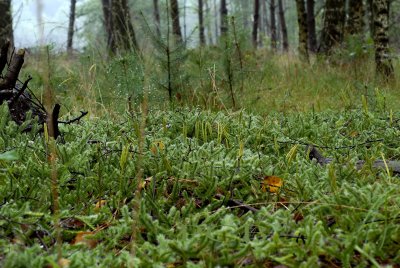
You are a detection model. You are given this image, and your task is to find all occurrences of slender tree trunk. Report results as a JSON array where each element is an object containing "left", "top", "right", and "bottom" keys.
[
  {"left": 101, "top": 0, "right": 115, "bottom": 53},
  {"left": 242, "top": 0, "right": 250, "bottom": 31},
  {"left": 204, "top": 0, "right": 213, "bottom": 44},
  {"left": 112, "top": 0, "right": 138, "bottom": 51},
  {"left": 252, "top": 0, "right": 260, "bottom": 48},
  {"left": 372, "top": 0, "right": 394, "bottom": 78},
  {"left": 153, "top": 0, "right": 161, "bottom": 36},
  {"left": 346, "top": 0, "right": 364, "bottom": 35},
  {"left": 306, "top": 0, "right": 317, "bottom": 53},
  {"left": 183, "top": 0, "right": 187, "bottom": 43},
  {"left": 220, "top": 0, "right": 228, "bottom": 37},
  {"left": 295, "top": 0, "right": 309, "bottom": 60},
  {"left": 262, "top": 0, "right": 269, "bottom": 36},
  {"left": 320, "top": 0, "right": 345, "bottom": 53},
  {"left": 278, "top": 0, "right": 288, "bottom": 52},
  {"left": 0, "top": 0, "right": 14, "bottom": 48},
  {"left": 270, "top": 0, "right": 277, "bottom": 50},
  {"left": 198, "top": 0, "right": 206, "bottom": 46},
  {"left": 214, "top": 0, "right": 219, "bottom": 41},
  {"left": 67, "top": 0, "right": 77, "bottom": 56},
  {"left": 170, "top": 0, "right": 183, "bottom": 44}
]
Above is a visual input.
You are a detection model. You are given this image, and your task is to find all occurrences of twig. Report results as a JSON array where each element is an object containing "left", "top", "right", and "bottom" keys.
[
  {"left": 215, "top": 194, "right": 259, "bottom": 213},
  {"left": 58, "top": 111, "right": 88, "bottom": 124},
  {"left": 9, "top": 75, "right": 32, "bottom": 105}
]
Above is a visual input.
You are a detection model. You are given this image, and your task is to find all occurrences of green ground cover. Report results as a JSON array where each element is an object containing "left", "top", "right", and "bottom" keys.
[{"left": 1, "top": 104, "right": 400, "bottom": 267}]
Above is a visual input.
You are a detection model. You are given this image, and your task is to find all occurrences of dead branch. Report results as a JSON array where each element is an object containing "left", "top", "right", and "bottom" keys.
[
  {"left": 0, "top": 49, "right": 25, "bottom": 90},
  {"left": 58, "top": 111, "right": 88, "bottom": 125},
  {"left": 307, "top": 145, "right": 400, "bottom": 176},
  {"left": 215, "top": 194, "right": 259, "bottom": 212}
]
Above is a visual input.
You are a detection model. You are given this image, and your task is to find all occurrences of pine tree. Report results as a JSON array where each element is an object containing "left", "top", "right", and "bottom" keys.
[
  {"left": 296, "top": 0, "right": 308, "bottom": 60},
  {"left": 320, "top": 0, "right": 346, "bottom": 53},
  {"left": 346, "top": 0, "right": 365, "bottom": 35},
  {"left": 0, "top": 0, "right": 13, "bottom": 48}
]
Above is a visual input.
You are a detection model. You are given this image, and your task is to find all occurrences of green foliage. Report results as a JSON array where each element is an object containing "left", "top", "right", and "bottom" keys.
[{"left": 1, "top": 104, "right": 400, "bottom": 266}]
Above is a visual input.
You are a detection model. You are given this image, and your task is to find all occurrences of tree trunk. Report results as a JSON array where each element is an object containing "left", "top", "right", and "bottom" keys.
[
  {"left": 372, "top": 0, "right": 394, "bottom": 78},
  {"left": 262, "top": 0, "right": 269, "bottom": 37},
  {"left": 320, "top": 0, "right": 345, "bottom": 54},
  {"left": 214, "top": 0, "right": 219, "bottom": 41},
  {"left": 101, "top": 0, "right": 116, "bottom": 53},
  {"left": 295, "top": 0, "right": 309, "bottom": 60},
  {"left": 269, "top": 0, "right": 277, "bottom": 50},
  {"left": 368, "top": 0, "right": 375, "bottom": 37},
  {"left": 67, "top": 0, "right": 77, "bottom": 56},
  {"left": 112, "top": 0, "right": 138, "bottom": 51},
  {"left": 220, "top": 0, "right": 228, "bottom": 37},
  {"left": 252, "top": 0, "right": 260, "bottom": 48},
  {"left": 153, "top": 0, "right": 161, "bottom": 36},
  {"left": 170, "top": 0, "right": 183, "bottom": 44},
  {"left": 346, "top": 0, "right": 364, "bottom": 35},
  {"left": 278, "top": 0, "right": 288, "bottom": 52},
  {"left": 0, "top": 0, "right": 14, "bottom": 48},
  {"left": 306, "top": 0, "right": 317, "bottom": 53},
  {"left": 198, "top": 0, "right": 206, "bottom": 46},
  {"left": 204, "top": 0, "right": 214, "bottom": 45}
]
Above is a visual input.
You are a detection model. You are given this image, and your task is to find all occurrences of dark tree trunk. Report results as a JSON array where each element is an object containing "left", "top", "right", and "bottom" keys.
[
  {"left": 252, "top": 0, "right": 260, "bottom": 48},
  {"left": 112, "top": 0, "right": 138, "bottom": 51},
  {"left": 320, "top": 0, "right": 346, "bottom": 53},
  {"left": 67, "top": 0, "right": 77, "bottom": 56},
  {"left": 198, "top": 0, "right": 206, "bottom": 46},
  {"left": 296, "top": 0, "right": 309, "bottom": 60},
  {"left": 278, "top": 0, "right": 288, "bottom": 52},
  {"left": 306, "top": 0, "right": 317, "bottom": 53},
  {"left": 101, "top": 0, "right": 116, "bottom": 53},
  {"left": 220, "top": 0, "right": 228, "bottom": 36},
  {"left": 372, "top": 0, "right": 394, "bottom": 78},
  {"left": 170, "top": 0, "right": 183, "bottom": 44},
  {"left": 214, "top": 0, "right": 219, "bottom": 40},
  {"left": 153, "top": 0, "right": 161, "bottom": 36},
  {"left": 0, "top": 0, "right": 14, "bottom": 48},
  {"left": 346, "top": 0, "right": 364, "bottom": 35},
  {"left": 270, "top": 0, "right": 277, "bottom": 50}
]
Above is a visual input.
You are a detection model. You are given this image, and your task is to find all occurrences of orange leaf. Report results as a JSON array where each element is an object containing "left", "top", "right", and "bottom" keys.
[
  {"left": 262, "top": 176, "right": 283, "bottom": 193},
  {"left": 94, "top": 200, "right": 107, "bottom": 211},
  {"left": 72, "top": 231, "right": 98, "bottom": 248}
]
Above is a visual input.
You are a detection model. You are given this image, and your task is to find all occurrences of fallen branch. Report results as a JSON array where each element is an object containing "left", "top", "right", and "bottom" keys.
[
  {"left": 307, "top": 145, "right": 400, "bottom": 176},
  {"left": 215, "top": 194, "right": 259, "bottom": 213},
  {"left": 58, "top": 111, "right": 88, "bottom": 125}
]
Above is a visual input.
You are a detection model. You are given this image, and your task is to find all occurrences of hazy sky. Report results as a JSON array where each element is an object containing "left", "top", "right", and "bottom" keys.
[{"left": 13, "top": 0, "right": 80, "bottom": 49}]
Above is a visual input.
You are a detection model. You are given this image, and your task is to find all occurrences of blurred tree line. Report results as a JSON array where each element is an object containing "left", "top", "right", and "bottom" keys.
[{"left": 0, "top": 0, "right": 398, "bottom": 79}]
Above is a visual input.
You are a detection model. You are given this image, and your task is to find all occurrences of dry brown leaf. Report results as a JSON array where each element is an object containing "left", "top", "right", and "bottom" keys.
[
  {"left": 72, "top": 231, "right": 98, "bottom": 248},
  {"left": 262, "top": 176, "right": 283, "bottom": 193}
]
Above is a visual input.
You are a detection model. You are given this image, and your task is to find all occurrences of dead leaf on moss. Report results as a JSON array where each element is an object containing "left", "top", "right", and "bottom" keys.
[{"left": 262, "top": 176, "right": 283, "bottom": 193}]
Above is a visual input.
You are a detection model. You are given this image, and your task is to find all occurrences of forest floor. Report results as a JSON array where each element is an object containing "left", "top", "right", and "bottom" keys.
[{"left": 1, "top": 50, "right": 400, "bottom": 267}]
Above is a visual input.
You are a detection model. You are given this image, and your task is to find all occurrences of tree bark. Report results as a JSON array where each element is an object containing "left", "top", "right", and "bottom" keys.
[
  {"left": 320, "top": 0, "right": 346, "bottom": 54},
  {"left": 0, "top": 0, "right": 14, "bottom": 48},
  {"left": 67, "top": 0, "right": 77, "bottom": 56},
  {"left": 278, "top": 0, "right": 288, "bottom": 52},
  {"left": 220, "top": 0, "right": 228, "bottom": 37},
  {"left": 170, "top": 0, "right": 183, "bottom": 44},
  {"left": 198, "top": 0, "right": 206, "bottom": 46},
  {"left": 112, "top": 0, "right": 138, "bottom": 51},
  {"left": 346, "top": 0, "right": 365, "bottom": 35},
  {"left": 270, "top": 0, "right": 277, "bottom": 50},
  {"left": 296, "top": 0, "right": 309, "bottom": 60},
  {"left": 372, "top": 0, "right": 394, "bottom": 78},
  {"left": 101, "top": 0, "right": 116, "bottom": 53},
  {"left": 153, "top": 0, "right": 161, "bottom": 36},
  {"left": 306, "top": 0, "right": 317, "bottom": 53},
  {"left": 252, "top": 0, "right": 260, "bottom": 48}
]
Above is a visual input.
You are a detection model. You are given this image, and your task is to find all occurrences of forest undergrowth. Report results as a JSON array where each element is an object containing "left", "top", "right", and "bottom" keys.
[{"left": 1, "top": 48, "right": 400, "bottom": 267}]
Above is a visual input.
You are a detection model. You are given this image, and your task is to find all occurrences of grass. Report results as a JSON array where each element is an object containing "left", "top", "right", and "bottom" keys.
[{"left": 1, "top": 46, "right": 400, "bottom": 267}]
